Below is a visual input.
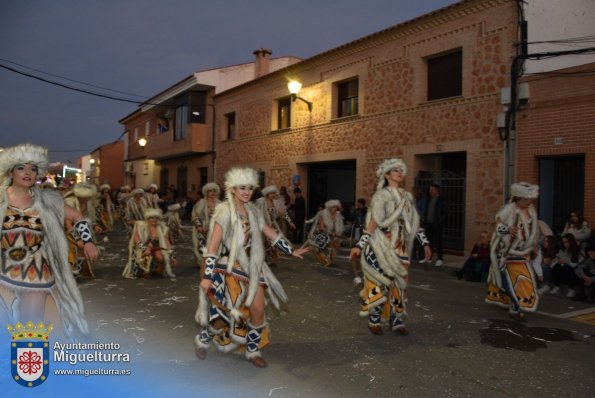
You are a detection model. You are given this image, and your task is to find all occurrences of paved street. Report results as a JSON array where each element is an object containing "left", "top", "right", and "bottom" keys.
[{"left": 75, "top": 225, "right": 595, "bottom": 398}]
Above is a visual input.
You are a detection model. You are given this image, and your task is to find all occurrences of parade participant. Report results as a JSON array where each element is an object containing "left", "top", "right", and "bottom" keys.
[
  {"left": 0, "top": 144, "right": 96, "bottom": 341},
  {"left": 350, "top": 159, "right": 432, "bottom": 336},
  {"left": 194, "top": 167, "right": 308, "bottom": 368},
  {"left": 163, "top": 202, "right": 184, "bottom": 244},
  {"left": 146, "top": 183, "right": 162, "bottom": 209},
  {"left": 191, "top": 182, "right": 220, "bottom": 263},
  {"left": 125, "top": 188, "right": 148, "bottom": 234},
  {"left": 97, "top": 183, "right": 115, "bottom": 236},
  {"left": 64, "top": 182, "right": 99, "bottom": 277},
  {"left": 485, "top": 182, "right": 540, "bottom": 321},
  {"left": 305, "top": 199, "right": 344, "bottom": 266},
  {"left": 122, "top": 207, "right": 175, "bottom": 279},
  {"left": 255, "top": 185, "right": 295, "bottom": 262}
]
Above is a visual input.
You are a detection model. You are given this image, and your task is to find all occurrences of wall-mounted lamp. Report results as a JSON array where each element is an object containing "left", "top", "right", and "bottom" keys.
[
  {"left": 138, "top": 137, "right": 147, "bottom": 147},
  {"left": 288, "top": 81, "right": 313, "bottom": 112},
  {"left": 89, "top": 158, "right": 95, "bottom": 164}
]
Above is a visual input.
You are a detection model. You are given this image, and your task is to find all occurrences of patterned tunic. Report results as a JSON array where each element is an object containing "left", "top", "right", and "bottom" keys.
[{"left": 1, "top": 206, "right": 54, "bottom": 290}]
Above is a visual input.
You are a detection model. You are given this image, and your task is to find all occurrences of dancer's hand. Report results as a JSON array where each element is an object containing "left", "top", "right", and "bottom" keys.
[
  {"left": 200, "top": 278, "right": 213, "bottom": 293},
  {"left": 83, "top": 242, "right": 99, "bottom": 261},
  {"left": 292, "top": 247, "right": 309, "bottom": 259},
  {"left": 350, "top": 247, "right": 361, "bottom": 261}
]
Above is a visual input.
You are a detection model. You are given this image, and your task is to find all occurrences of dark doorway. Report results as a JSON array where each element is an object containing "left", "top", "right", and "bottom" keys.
[
  {"left": 539, "top": 155, "right": 585, "bottom": 234},
  {"left": 177, "top": 166, "right": 188, "bottom": 198},
  {"left": 307, "top": 160, "right": 356, "bottom": 219},
  {"left": 415, "top": 152, "right": 466, "bottom": 253}
]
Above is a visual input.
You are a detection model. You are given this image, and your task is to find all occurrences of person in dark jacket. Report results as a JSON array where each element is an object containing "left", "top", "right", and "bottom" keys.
[
  {"left": 424, "top": 183, "right": 446, "bottom": 266},
  {"left": 291, "top": 187, "right": 306, "bottom": 243}
]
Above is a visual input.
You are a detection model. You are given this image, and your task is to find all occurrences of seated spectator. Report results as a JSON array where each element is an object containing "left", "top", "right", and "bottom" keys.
[
  {"left": 550, "top": 233, "right": 584, "bottom": 298},
  {"left": 573, "top": 244, "right": 595, "bottom": 303},
  {"left": 456, "top": 231, "right": 490, "bottom": 282},
  {"left": 536, "top": 235, "right": 557, "bottom": 294},
  {"left": 562, "top": 211, "right": 591, "bottom": 250}
]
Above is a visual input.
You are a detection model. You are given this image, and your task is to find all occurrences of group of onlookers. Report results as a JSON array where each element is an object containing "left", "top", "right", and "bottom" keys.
[{"left": 455, "top": 210, "right": 594, "bottom": 303}]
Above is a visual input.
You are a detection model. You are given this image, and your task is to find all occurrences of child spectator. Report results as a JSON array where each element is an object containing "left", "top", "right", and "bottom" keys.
[{"left": 456, "top": 231, "right": 490, "bottom": 282}]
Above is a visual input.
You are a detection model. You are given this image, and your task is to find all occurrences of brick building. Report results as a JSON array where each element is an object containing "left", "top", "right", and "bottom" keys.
[
  {"left": 213, "top": 0, "right": 518, "bottom": 253},
  {"left": 516, "top": 62, "right": 595, "bottom": 233}
]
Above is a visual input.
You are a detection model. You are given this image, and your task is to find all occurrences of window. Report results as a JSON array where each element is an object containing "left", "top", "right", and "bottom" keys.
[
  {"left": 338, "top": 78, "right": 359, "bottom": 117},
  {"left": 134, "top": 127, "right": 139, "bottom": 141},
  {"left": 427, "top": 50, "right": 462, "bottom": 101},
  {"left": 225, "top": 112, "right": 236, "bottom": 140},
  {"left": 145, "top": 121, "right": 151, "bottom": 136},
  {"left": 277, "top": 97, "right": 291, "bottom": 129},
  {"left": 156, "top": 117, "right": 169, "bottom": 134},
  {"left": 174, "top": 105, "right": 188, "bottom": 141}
]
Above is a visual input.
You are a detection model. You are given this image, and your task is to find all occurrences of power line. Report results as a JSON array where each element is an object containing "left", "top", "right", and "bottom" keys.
[
  {"left": 0, "top": 58, "right": 149, "bottom": 99},
  {"left": 0, "top": 62, "right": 168, "bottom": 106}
]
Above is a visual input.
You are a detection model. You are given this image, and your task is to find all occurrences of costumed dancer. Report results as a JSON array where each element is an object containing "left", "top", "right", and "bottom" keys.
[
  {"left": 116, "top": 185, "right": 131, "bottom": 220},
  {"left": 194, "top": 167, "right": 308, "bottom": 368},
  {"left": 304, "top": 200, "right": 345, "bottom": 266},
  {"left": 191, "top": 182, "right": 221, "bottom": 263},
  {"left": 146, "top": 183, "right": 162, "bottom": 209},
  {"left": 0, "top": 144, "right": 96, "bottom": 341},
  {"left": 163, "top": 202, "right": 184, "bottom": 244},
  {"left": 97, "top": 183, "right": 115, "bottom": 239},
  {"left": 350, "top": 159, "right": 431, "bottom": 335},
  {"left": 255, "top": 185, "right": 296, "bottom": 263},
  {"left": 486, "top": 182, "right": 540, "bottom": 321},
  {"left": 125, "top": 188, "right": 148, "bottom": 234},
  {"left": 64, "top": 182, "right": 99, "bottom": 278},
  {"left": 122, "top": 207, "right": 175, "bottom": 279}
]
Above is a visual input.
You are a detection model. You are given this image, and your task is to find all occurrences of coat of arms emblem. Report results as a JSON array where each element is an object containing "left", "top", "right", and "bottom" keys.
[{"left": 7, "top": 321, "right": 53, "bottom": 388}]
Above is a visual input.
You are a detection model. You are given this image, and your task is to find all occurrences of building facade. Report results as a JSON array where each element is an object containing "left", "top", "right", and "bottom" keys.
[
  {"left": 87, "top": 140, "right": 125, "bottom": 188},
  {"left": 212, "top": 0, "right": 518, "bottom": 254},
  {"left": 516, "top": 62, "right": 595, "bottom": 234},
  {"left": 119, "top": 50, "right": 300, "bottom": 201}
]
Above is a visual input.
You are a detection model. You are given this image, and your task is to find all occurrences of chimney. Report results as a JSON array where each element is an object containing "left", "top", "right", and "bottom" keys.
[{"left": 253, "top": 48, "right": 272, "bottom": 78}]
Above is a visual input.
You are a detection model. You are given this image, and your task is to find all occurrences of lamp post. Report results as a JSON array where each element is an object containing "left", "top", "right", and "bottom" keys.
[{"left": 288, "top": 81, "right": 313, "bottom": 112}]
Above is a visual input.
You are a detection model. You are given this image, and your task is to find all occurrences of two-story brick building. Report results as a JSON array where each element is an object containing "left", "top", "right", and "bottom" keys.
[
  {"left": 119, "top": 50, "right": 301, "bottom": 199},
  {"left": 212, "top": 0, "right": 518, "bottom": 253}
]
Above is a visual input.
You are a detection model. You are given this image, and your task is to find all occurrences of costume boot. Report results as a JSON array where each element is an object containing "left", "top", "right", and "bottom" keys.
[
  {"left": 245, "top": 322, "right": 267, "bottom": 368},
  {"left": 194, "top": 328, "right": 212, "bottom": 360}
]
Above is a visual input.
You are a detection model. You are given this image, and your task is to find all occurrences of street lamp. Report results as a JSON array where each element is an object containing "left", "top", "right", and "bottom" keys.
[
  {"left": 138, "top": 137, "right": 147, "bottom": 147},
  {"left": 288, "top": 80, "right": 313, "bottom": 112}
]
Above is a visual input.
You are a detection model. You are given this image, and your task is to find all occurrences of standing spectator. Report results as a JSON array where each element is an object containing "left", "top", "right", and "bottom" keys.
[
  {"left": 351, "top": 198, "right": 368, "bottom": 242},
  {"left": 562, "top": 211, "right": 591, "bottom": 250},
  {"left": 550, "top": 233, "right": 584, "bottom": 298},
  {"left": 413, "top": 186, "right": 428, "bottom": 263},
  {"left": 424, "top": 183, "right": 446, "bottom": 266},
  {"left": 573, "top": 244, "right": 595, "bottom": 302},
  {"left": 291, "top": 187, "right": 306, "bottom": 243}
]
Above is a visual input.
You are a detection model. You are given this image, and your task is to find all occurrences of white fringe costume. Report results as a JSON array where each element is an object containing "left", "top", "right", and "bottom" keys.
[
  {"left": 304, "top": 199, "right": 345, "bottom": 266},
  {"left": 255, "top": 185, "right": 292, "bottom": 263},
  {"left": 356, "top": 159, "right": 423, "bottom": 332},
  {"left": 191, "top": 182, "right": 221, "bottom": 263},
  {"left": 63, "top": 182, "right": 98, "bottom": 277},
  {"left": 125, "top": 189, "right": 148, "bottom": 234},
  {"left": 0, "top": 144, "right": 88, "bottom": 341},
  {"left": 194, "top": 168, "right": 288, "bottom": 360},
  {"left": 122, "top": 208, "right": 175, "bottom": 279},
  {"left": 486, "top": 182, "right": 540, "bottom": 315}
]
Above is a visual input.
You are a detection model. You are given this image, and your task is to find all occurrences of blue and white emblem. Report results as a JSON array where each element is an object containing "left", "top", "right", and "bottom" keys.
[{"left": 8, "top": 321, "right": 52, "bottom": 388}]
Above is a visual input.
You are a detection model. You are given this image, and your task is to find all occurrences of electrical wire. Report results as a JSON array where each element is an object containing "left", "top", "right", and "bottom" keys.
[{"left": 0, "top": 58, "right": 149, "bottom": 99}]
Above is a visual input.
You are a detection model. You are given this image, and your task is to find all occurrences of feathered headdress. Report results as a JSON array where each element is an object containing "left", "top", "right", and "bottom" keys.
[
  {"left": 510, "top": 182, "right": 539, "bottom": 200},
  {"left": 201, "top": 182, "right": 220, "bottom": 197},
  {"left": 144, "top": 207, "right": 163, "bottom": 219},
  {"left": 73, "top": 182, "right": 97, "bottom": 198},
  {"left": 376, "top": 158, "right": 408, "bottom": 190},
  {"left": 262, "top": 185, "right": 278, "bottom": 197},
  {"left": 325, "top": 199, "right": 342, "bottom": 210},
  {"left": 223, "top": 167, "right": 259, "bottom": 200},
  {"left": 0, "top": 143, "right": 49, "bottom": 187}
]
